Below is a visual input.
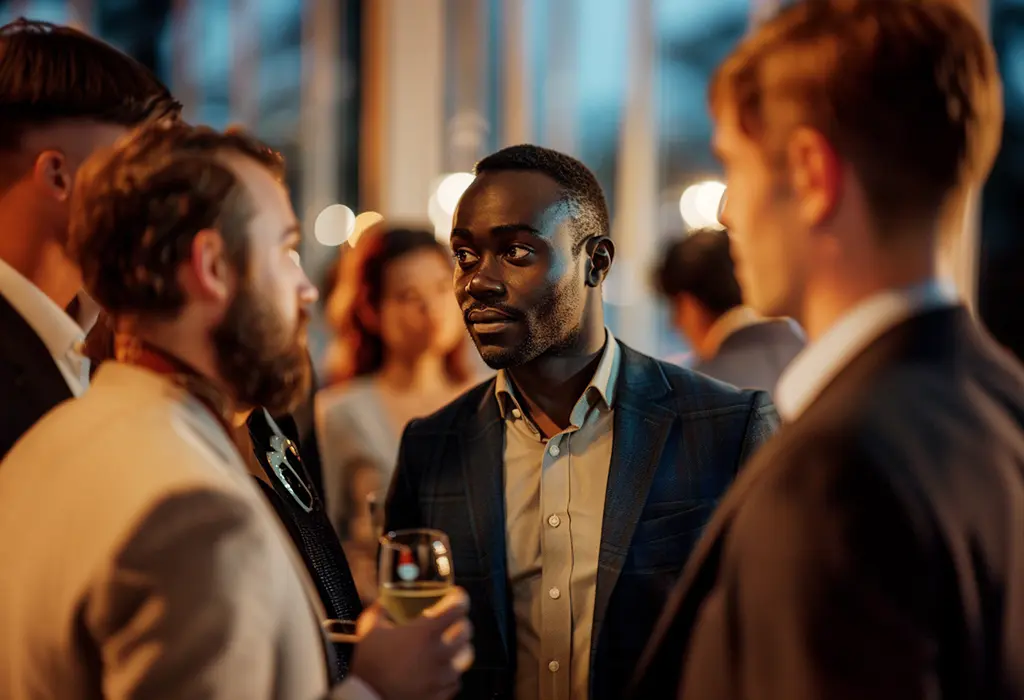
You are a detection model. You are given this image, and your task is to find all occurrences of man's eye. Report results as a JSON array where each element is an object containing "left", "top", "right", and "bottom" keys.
[
  {"left": 453, "top": 249, "right": 478, "bottom": 265},
  {"left": 505, "top": 245, "right": 532, "bottom": 261},
  {"left": 288, "top": 249, "right": 301, "bottom": 266}
]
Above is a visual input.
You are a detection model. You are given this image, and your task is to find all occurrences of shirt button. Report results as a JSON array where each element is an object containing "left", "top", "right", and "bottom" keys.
[
  {"left": 547, "top": 514, "right": 561, "bottom": 528},
  {"left": 548, "top": 443, "right": 560, "bottom": 457},
  {"left": 548, "top": 660, "right": 560, "bottom": 673},
  {"left": 549, "top": 587, "right": 560, "bottom": 599},
  {"left": 511, "top": 408, "right": 522, "bottom": 419}
]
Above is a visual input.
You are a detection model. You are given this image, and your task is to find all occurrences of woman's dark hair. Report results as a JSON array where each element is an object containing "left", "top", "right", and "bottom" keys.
[{"left": 324, "top": 225, "right": 470, "bottom": 386}]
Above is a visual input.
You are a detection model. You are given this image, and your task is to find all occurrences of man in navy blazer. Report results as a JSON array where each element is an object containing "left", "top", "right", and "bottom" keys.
[{"left": 385, "top": 144, "right": 778, "bottom": 700}]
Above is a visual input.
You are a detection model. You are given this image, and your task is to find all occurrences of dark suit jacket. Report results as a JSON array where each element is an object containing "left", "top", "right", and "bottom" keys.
[
  {"left": 633, "top": 307, "right": 1024, "bottom": 700},
  {"left": 693, "top": 319, "right": 804, "bottom": 393},
  {"left": 0, "top": 294, "right": 74, "bottom": 461},
  {"left": 385, "top": 341, "right": 778, "bottom": 700}
]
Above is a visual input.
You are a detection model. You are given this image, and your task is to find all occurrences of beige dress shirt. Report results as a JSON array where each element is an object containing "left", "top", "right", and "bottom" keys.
[{"left": 497, "top": 330, "right": 622, "bottom": 700}]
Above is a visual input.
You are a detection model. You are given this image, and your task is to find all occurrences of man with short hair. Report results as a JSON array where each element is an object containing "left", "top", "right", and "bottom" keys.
[
  {"left": 634, "top": 1, "right": 1024, "bottom": 698},
  {"left": 0, "top": 120, "right": 472, "bottom": 700},
  {"left": 385, "top": 144, "right": 778, "bottom": 700},
  {"left": 654, "top": 227, "right": 803, "bottom": 391},
  {"left": 0, "top": 18, "right": 180, "bottom": 459}
]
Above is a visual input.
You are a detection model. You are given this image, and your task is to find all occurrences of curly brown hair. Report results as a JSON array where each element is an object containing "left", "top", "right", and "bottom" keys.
[{"left": 69, "top": 120, "right": 285, "bottom": 317}]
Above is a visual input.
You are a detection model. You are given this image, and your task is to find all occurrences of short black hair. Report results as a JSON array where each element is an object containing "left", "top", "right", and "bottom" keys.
[
  {"left": 0, "top": 18, "right": 181, "bottom": 151},
  {"left": 654, "top": 228, "right": 743, "bottom": 317},
  {"left": 474, "top": 144, "right": 610, "bottom": 245}
]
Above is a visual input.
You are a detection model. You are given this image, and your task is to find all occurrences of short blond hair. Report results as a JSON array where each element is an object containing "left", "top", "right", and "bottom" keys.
[{"left": 711, "top": 0, "right": 1003, "bottom": 235}]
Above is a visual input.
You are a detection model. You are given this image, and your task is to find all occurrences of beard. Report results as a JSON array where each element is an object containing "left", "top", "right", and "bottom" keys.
[
  {"left": 212, "top": 281, "right": 311, "bottom": 415},
  {"left": 469, "top": 269, "right": 586, "bottom": 370}
]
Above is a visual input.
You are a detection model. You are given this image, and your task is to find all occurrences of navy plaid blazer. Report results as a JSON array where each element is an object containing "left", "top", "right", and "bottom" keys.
[{"left": 385, "top": 342, "right": 778, "bottom": 700}]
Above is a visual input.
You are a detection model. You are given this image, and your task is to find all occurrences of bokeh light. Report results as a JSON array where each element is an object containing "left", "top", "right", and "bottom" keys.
[
  {"left": 314, "top": 204, "right": 356, "bottom": 246},
  {"left": 679, "top": 180, "right": 726, "bottom": 230}
]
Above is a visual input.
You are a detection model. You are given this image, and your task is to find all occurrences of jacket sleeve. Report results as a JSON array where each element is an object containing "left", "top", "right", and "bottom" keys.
[{"left": 83, "top": 489, "right": 292, "bottom": 700}]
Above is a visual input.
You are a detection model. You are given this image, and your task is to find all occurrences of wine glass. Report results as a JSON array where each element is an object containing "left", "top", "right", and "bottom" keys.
[{"left": 378, "top": 528, "right": 454, "bottom": 624}]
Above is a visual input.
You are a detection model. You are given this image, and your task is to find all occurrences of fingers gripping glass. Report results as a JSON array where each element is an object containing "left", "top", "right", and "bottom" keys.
[{"left": 378, "top": 529, "right": 454, "bottom": 624}]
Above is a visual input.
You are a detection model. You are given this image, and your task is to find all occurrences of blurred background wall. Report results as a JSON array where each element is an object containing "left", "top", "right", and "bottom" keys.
[{"left": 4, "top": 0, "right": 1019, "bottom": 372}]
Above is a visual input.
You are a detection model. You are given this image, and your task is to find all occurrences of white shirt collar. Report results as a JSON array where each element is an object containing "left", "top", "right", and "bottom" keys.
[
  {"left": 0, "top": 256, "right": 88, "bottom": 395},
  {"left": 774, "top": 280, "right": 958, "bottom": 422}
]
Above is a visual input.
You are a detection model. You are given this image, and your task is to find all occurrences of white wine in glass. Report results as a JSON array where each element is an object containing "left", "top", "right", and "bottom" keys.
[{"left": 378, "top": 529, "right": 454, "bottom": 624}]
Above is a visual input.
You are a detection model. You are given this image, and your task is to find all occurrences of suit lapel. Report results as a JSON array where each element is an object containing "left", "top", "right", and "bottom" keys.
[
  {"left": 172, "top": 382, "right": 334, "bottom": 676},
  {"left": 592, "top": 345, "right": 675, "bottom": 655},
  {"left": 458, "top": 384, "right": 512, "bottom": 656}
]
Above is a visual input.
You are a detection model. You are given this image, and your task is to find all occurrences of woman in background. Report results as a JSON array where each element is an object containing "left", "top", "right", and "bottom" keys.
[{"left": 316, "top": 225, "right": 478, "bottom": 601}]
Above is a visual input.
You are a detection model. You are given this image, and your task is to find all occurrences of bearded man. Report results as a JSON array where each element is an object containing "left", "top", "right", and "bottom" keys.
[{"left": 0, "top": 120, "right": 472, "bottom": 700}]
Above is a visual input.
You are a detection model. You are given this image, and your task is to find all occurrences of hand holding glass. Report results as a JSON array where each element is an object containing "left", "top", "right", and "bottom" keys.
[{"left": 378, "top": 529, "right": 454, "bottom": 624}]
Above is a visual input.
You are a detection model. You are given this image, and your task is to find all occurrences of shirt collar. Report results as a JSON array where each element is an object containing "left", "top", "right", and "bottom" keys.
[
  {"left": 495, "top": 328, "right": 622, "bottom": 428},
  {"left": 0, "top": 256, "right": 84, "bottom": 361},
  {"left": 701, "top": 306, "right": 765, "bottom": 358},
  {"left": 775, "top": 279, "right": 958, "bottom": 422}
]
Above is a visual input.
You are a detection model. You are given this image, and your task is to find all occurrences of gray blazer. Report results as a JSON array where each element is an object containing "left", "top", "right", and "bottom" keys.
[
  {"left": 693, "top": 320, "right": 805, "bottom": 393},
  {"left": 0, "top": 362, "right": 368, "bottom": 700}
]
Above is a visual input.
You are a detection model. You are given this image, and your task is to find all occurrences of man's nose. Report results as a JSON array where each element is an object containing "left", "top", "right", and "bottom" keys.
[
  {"left": 299, "top": 272, "right": 319, "bottom": 306},
  {"left": 466, "top": 266, "right": 505, "bottom": 301}
]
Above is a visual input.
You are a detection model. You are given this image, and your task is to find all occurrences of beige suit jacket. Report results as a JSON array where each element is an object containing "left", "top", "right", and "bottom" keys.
[{"left": 0, "top": 363, "right": 373, "bottom": 700}]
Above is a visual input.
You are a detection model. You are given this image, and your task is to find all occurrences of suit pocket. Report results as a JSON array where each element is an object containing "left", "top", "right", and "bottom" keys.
[
  {"left": 633, "top": 502, "right": 712, "bottom": 543},
  {"left": 627, "top": 502, "right": 713, "bottom": 571}
]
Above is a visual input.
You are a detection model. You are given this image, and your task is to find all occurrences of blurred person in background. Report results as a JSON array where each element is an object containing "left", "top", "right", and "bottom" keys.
[
  {"left": 0, "top": 119, "right": 472, "bottom": 700},
  {"left": 317, "top": 225, "right": 478, "bottom": 601},
  {"left": 0, "top": 18, "right": 179, "bottom": 460},
  {"left": 654, "top": 227, "right": 804, "bottom": 392},
  {"left": 386, "top": 144, "right": 778, "bottom": 700},
  {"left": 634, "top": 1, "right": 1024, "bottom": 698}
]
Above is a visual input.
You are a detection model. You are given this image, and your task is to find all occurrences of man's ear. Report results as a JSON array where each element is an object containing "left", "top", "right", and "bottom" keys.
[
  {"left": 33, "top": 149, "right": 72, "bottom": 202},
  {"left": 786, "top": 126, "right": 842, "bottom": 228},
  {"left": 185, "top": 228, "right": 234, "bottom": 303},
  {"left": 584, "top": 236, "right": 615, "bottom": 287}
]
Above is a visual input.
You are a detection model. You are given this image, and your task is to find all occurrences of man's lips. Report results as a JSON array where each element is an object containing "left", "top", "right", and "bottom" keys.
[
  {"left": 465, "top": 308, "right": 517, "bottom": 324},
  {"left": 465, "top": 307, "right": 519, "bottom": 334}
]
